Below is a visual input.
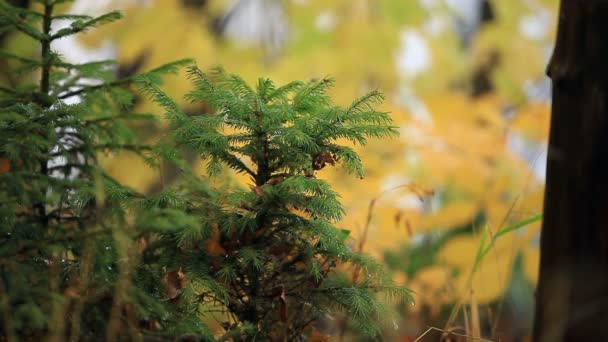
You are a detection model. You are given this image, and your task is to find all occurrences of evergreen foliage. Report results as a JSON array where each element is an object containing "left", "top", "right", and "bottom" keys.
[
  {"left": 0, "top": 1, "right": 196, "bottom": 340},
  {"left": 137, "top": 66, "right": 412, "bottom": 339},
  {"left": 0, "top": 0, "right": 411, "bottom": 340}
]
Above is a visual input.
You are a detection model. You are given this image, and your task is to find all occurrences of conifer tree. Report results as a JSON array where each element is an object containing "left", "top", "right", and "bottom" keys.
[
  {"left": 137, "top": 66, "right": 412, "bottom": 340},
  {"left": 0, "top": 1, "right": 196, "bottom": 340}
]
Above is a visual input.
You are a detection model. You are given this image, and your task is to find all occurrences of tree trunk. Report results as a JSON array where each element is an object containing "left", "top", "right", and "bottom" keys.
[{"left": 533, "top": 1, "right": 608, "bottom": 341}]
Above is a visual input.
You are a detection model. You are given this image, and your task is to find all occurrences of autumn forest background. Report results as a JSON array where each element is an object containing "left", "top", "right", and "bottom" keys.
[{"left": 1, "top": 0, "right": 557, "bottom": 340}]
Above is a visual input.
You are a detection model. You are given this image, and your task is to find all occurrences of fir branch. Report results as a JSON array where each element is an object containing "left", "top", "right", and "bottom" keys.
[
  {"left": 50, "top": 11, "right": 123, "bottom": 41},
  {"left": 55, "top": 59, "right": 117, "bottom": 70},
  {"left": 265, "top": 80, "right": 303, "bottom": 102},
  {"left": 0, "top": 50, "right": 41, "bottom": 66},
  {"left": 57, "top": 77, "right": 132, "bottom": 99},
  {"left": 146, "top": 58, "right": 194, "bottom": 77},
  {"left": 136, "top": 78, "right": 188, "bottom": 125},
  {"left": 48, "top": 143, "right": 152, "bottom": 157},
  {"left": 292, "top": 76, "right": 334, "bottom": 111},
  {"left": 347, "top": 90, "right": 385, "bottom": 114},
  {"left": 211, "top": 66, "right": 256, "bottom": 100},
  {"left": 4, "top": 5, "right": 43, "bottom": 20},
  {"left": 51, "top": 14, "right": 92, "bottom": 21},
  {"left": 0, "top": 1, "right": 45, "bottom": 40},
  {"left": 256, "top": 78, "right": 275, "bottom": 102},
  {"left": 84, "top": 112, "right": 156, "bottom": 125},
  {"left": 218, "top": 151, "right": 256, "bottom": 178}
]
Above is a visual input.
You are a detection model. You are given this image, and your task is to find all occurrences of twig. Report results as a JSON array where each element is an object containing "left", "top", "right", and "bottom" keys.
[
  {"left": 414, "top": 326, "right": 495, "bottom": 342},
  {"left": 351, "top": 183, "right": 433, "bottom": 283}
]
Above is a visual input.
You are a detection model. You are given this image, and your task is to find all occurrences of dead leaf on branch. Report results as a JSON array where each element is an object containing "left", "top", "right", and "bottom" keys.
[
  {"left": 162, "top": 267, "right": 187, "bottom": 301},
  {"left": 252, "top": 185, "right": 265, "bottom": 196},
  {"left": 312, "top": 151, "right": 336, "bottom": 171}
]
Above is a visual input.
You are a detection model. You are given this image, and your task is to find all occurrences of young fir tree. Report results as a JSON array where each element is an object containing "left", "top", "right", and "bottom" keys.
[
  {"left": 0, "top": 1, "right": 201, "bottom": 340},
  {"left": 137, "top": 66, "right": 412, "bottom": 340}
]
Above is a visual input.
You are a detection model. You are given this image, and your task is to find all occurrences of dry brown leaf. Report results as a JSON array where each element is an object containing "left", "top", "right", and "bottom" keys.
[
  {"left": 252, "top": 186, "right": 265, "bottom": 196},
  {"left": 205, "top": 227, "right": 227, "bottom": 256},
  {"left": 313, "top": 151, "right": 336, "bottom": 170},
  {"left": 0, "top": 158, "right": 10, "bottom": 174},
  {"left": 308, "top": 327, "right": 330, "bottom": 342},
  {"left": 162, "top": 268, "right": 186, "bottom": 301},
  {"left": 267, "top": 176, "right": 285, "bottom": 185}
]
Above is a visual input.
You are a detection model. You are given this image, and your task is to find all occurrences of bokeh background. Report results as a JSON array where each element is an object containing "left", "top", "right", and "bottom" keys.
[{"left": 11, "top": 0, "right": 555, "bottom": 340}]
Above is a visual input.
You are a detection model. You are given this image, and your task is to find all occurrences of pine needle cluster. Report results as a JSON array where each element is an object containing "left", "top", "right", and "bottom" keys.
[{"left": 138, "top": 66, "right": 412, "bottom": 339}]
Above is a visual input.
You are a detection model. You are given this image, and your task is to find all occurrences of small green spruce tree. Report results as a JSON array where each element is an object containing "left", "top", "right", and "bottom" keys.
[
  {"left": 0, "top": 1, "right": 197, "bottom": 340},
  {"left": 138, "top": 66, "right": 413, "bottom": 340}
]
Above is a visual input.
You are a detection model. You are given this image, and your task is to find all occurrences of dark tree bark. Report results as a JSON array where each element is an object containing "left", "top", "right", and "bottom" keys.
[{"left": 534, "top": 1, "right": 608, "bottom": 341}]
